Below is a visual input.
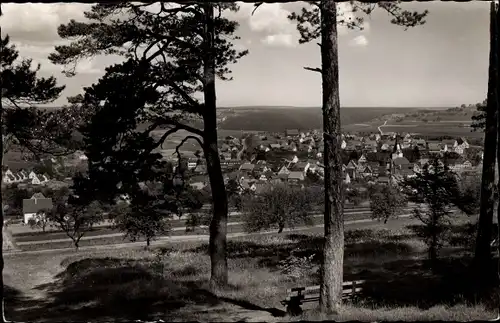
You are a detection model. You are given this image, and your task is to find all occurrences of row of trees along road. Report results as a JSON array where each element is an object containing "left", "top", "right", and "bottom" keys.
[{"left": 0, "top": 1, "right": 430, "bottom": 317}]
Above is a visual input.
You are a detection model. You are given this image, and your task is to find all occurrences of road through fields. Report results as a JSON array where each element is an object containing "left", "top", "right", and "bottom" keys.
[
  {"left": 4, "top": 211, "right": 476, "bottom": 257},
  {"left": 12, "top": 206, "right": 416, "bottom": 245}
]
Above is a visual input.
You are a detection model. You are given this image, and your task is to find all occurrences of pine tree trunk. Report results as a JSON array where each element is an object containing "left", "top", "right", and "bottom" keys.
[
  {"left": 0, "top": 179, "right": 4, "bottom": 323},
  {"left": 495, "top": 0, "right": 500, "bottom": 269},
  {"left": 1, "top": 135, "right": 5, "bottom": 323},
  {"left": 475, "top": 1, "right": 499, "bottom": 272},
  {"left": 203, "top": 3, "right": 229, "bottom": 291},
  {"left": 319, "top": 0, "right": 344, "bottom": 315}
]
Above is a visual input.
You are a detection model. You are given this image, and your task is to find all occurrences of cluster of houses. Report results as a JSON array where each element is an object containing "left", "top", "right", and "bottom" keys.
[
  {"left": 339, "top": 133, "right": 472, "bottom": 156},
  {"left": 2, "top": 168, "right": 50, "bottom": 186},
  {"left": 183, "top": 130, "right": 482, "bottom": 195}
]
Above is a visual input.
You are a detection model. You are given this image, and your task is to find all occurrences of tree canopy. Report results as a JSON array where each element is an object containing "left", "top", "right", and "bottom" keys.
[
  {"left": 1, "top": 35, "right": 80, "bottom": 159},
  {"left": 49, "top": 2, "right": 249, "bottom": 289}
]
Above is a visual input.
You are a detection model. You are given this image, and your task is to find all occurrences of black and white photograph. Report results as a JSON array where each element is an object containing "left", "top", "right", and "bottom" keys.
[{"left": 1, "top": 0, "right": 499, "bottom": 321}]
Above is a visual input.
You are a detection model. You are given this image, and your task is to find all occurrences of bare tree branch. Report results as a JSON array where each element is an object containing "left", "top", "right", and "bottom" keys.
[
  {"left": 304, "top": 66, "right": 322, "bottom": 73},
  {"left": 172, "top": 135, "right": 204, "bottom": 170}
]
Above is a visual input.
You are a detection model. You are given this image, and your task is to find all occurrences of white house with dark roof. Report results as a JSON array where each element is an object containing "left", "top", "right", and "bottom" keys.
[
  {"left": 2, "top": 173, "right": 15, "bottom": 184},
  {"left": 22, "top": 194, "right": 53, "bottom": 224},
  {"left": 28, "top": 170, "right": 37, "bottom": 180},
  {"left": 31, "top": 174, "right": 41, "bottom": 185}
]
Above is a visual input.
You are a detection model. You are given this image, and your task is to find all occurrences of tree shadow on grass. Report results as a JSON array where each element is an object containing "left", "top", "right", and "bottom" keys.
[
  {"left": 188, "top": 229, "right": 499, "bottom": 312},
  {"left": 188, "top": 230, "right": 418, "bottom": 271},
  {"left": 350, "top": 256, "right": 500, "bottom": 311},
  {"left": 9, "top": 257, "right": 285, "bottom": 322},
  {"left": 4, "top": 285, "right": 43, "bottom": 321}
]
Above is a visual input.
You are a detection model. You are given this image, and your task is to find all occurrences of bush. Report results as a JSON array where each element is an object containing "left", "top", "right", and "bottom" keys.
[
  {"left": 369, "top": 184, "right": 407, "bottom": 223},
  {"left": 241, "top": 183, "right": 321, "bottom": 233},
  {"left": 185, "top": 210, "right": 211, "bottom": 232},
  {"left": 278, "top": 253, "right": 317, "bottom": 281}
]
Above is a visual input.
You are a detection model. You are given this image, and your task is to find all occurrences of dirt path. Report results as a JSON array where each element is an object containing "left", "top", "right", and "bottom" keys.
[
  {"left": 4, "top": 252, "right": 66, "bottom": 300},
  {"left": 2, "top": 225, "right": 19, "bottom": 252}
]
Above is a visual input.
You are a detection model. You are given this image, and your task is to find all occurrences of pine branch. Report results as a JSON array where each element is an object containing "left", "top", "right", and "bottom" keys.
[
  {"left": 172, "top": 135, "right": 204, "bottom": 169},
  {"left": 304, "top": 66, "right": 322, "bottom": 73}
]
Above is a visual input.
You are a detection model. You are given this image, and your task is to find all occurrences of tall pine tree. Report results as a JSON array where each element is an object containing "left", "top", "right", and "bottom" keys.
[{"left": 49, "top": 3, "right": 248, "bottom": 290}]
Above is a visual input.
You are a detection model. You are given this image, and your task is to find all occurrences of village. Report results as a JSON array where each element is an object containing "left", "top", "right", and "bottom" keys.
[
  {"left": 178, "top": 129, "right": 483, "bottom": 195},
  {"left": 1, "top": 128, "right": 484, "bottom": 225}
]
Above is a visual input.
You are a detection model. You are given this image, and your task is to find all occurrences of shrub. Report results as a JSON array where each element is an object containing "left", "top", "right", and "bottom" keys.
[
  {"left": 185, "top": 209, "right": 211, "bottom": 232},
  {"left": 241, "top": 183, "right": 320, "bottom": 233},
  {"left": 278, "top": 253, "right": 317, "bottom": 281}
]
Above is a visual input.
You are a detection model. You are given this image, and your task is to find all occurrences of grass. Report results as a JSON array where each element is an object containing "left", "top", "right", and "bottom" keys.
[
  {"left": 4, "top": 225, "right": 499, "bottom": 322},
  {"left": 295, "top": 304, "right": 494, "bottom": 321}
]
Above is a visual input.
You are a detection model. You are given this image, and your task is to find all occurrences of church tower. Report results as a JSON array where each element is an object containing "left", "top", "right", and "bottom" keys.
[{"left": 391, "top": 134, "right": 403, "bottom": 160}]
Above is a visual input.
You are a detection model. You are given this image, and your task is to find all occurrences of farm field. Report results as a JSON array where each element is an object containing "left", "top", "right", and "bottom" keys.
[
  {"left": 344, "top": 122, "right": 483, "bottom": 138},
  {"left": 4, "top": 215, "right": 497, "bottom": 322},
  {"left": 217, "top": 107, "right": 420, "bottom": 132}
]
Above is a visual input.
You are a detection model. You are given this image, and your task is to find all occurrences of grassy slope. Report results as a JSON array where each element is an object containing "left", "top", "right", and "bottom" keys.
[{"left": 4, "top": 225, "right": 497, "bottom": 322}]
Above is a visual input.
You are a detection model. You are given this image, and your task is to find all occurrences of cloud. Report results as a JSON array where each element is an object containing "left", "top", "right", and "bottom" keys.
[
  {"left": 1, "top": 3, "right": 91, "bottom": 44},
  {"left": 1, "top": 3, "right": 105, "bottom": 78},
  {"left": 229, "top": 2, "right": 369, "bottom": 48},
  {"left": 229, "top": 3, "right": 299, "bottom": 48},
  {"left": 261, "top": 34, "right": 294, "bottom": 47},
  {"left": 349, "top": 35, "right": 368, "bottom": 47}
]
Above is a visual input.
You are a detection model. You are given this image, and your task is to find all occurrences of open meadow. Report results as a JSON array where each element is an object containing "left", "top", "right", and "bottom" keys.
[{"left": 4, "top": 218, "right": 498, "bottom": 322}]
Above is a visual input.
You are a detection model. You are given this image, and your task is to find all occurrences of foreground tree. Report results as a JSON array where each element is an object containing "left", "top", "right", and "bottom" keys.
[
  {"left": 369, "top": 184, "right": 407, "bottom": 224},
  {"left": 27, "top": 209, "right": 52, "bottom": 233},
  {"left": 2, "top": 36, "right": 82, "bottom": 160},
  {"left": 402, "top": 159, "right": 467, "bottom": 265},
  {"left": 495, "top": 1, "right": 500, "bottom": 266},
  {"left": 226, "top": 178, "right": 244, "bottom": 210},
  {"left": 470, "top": 100, "right": 487, "bottom": 132},
  {"left": 111, "top": 175, "right": 183, "bottom": 247},
  {"left": 110, "top": 201, "right": 170, "bottom": 248},
  {"left": 345, "top": 186, "right": 366, "bottom": 206},
  {"left": 242, "top": 183, "right": 322, "bottom": 233},
  {"left": 50, "top": 3, "right": 247, "bottom": 290},
  {"left": 186, "top": 206, "right": 212, "bottom": 232},
  {"left": 474, "top": 1, "right": 499, "bottom": 272},
  {"left": 269, "top": 0, "right": 428, "bottom": 314},
  {"left": 45, "top": 189, "right": 103, "bottom": 251}
]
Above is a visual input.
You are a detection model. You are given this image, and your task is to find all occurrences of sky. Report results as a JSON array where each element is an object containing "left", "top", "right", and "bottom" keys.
[{"left": 0, "top": 1, "right": 491, "bottom": 108}]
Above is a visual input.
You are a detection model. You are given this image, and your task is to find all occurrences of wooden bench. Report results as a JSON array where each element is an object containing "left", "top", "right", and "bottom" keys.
[
  {"left": 492, "top": 239, "right": 499, "bottom": 257},
  {"left": 281, "top": 280, "right": 365, "bottom": 316}
]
